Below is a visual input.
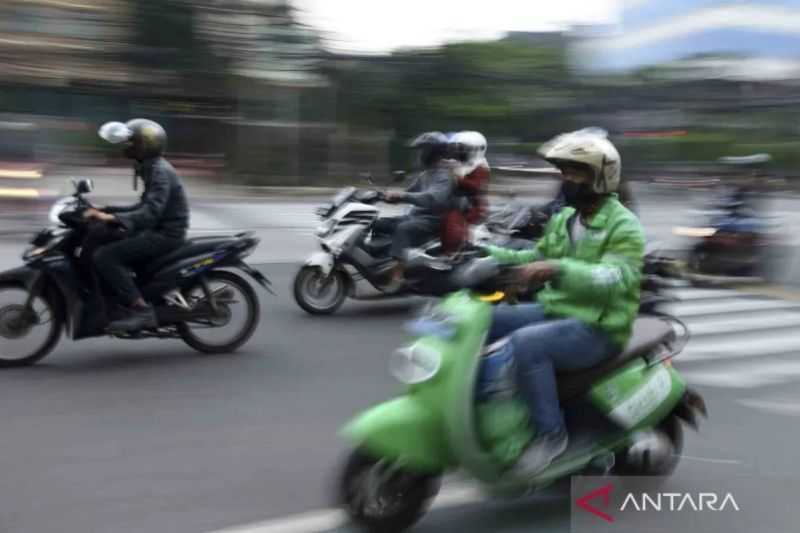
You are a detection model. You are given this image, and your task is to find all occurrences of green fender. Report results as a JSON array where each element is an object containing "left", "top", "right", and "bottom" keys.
[{"left": 341, "top": 396, "right": 452, "bottom": 473}]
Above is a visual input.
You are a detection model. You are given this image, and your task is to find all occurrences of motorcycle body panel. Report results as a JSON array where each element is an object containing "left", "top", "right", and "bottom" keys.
[
  {"left": 589, "top": 359, "right": 687, "bottom": 431},
  {"left": 342, "top": 396, "right": 452, "bottom": 473},
  {"left": 304, "top": 251, "right": 335, "bottom": 277}
]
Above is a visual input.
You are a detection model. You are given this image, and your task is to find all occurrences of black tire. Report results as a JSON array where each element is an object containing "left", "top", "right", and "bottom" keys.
[
  {"left": 338, "top": 449, "right": 441, "bottom": 533},
  {"left": 614, "top": 415, "right": 684, "bottom": 476},
  {"left": 293, "top": 266, "right": 348, "bottom": 315},
  {"left": 178, "top": 270, "right": 260, "bottom": 354},
  {"left": 0, "top": 283, "right": 63, "bottom": 367}
]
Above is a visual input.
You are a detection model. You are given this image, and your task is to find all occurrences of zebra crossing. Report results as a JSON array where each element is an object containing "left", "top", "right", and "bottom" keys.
[{"left": 664, "top": 285, "right": 800, "bottom": 414}]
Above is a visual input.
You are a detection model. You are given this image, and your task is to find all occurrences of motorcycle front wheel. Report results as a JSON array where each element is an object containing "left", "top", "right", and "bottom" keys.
[
  {"left": 338, "top": 448, "right": 441, "bottom": 533},
  {"left": 293, "top": 265, "right": 348, "bottom": 315},
  {"left": 178, "top": 270, "right": 260, "bottom": 354},
  {"left": 0, "top": 283, "right": 62, "bottom": 367}
]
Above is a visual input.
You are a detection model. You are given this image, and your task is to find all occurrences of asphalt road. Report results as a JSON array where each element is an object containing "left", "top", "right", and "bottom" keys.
[
  {"left": 2, "top": 187, "right": 800, "bottom": 533},
  {"left": 1, "top": 264, "right": 800, "bottom": 533}
]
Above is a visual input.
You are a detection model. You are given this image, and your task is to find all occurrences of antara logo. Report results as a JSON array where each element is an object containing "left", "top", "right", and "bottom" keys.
[
  {"left": 576, "top": 483, "right": 741, "bottom": 523},
  {"left": 620, "top": 492, "right": 740, "bottom": 512},
  {"left": 576, "top": 483, "right": 615, "bottom": 523}
]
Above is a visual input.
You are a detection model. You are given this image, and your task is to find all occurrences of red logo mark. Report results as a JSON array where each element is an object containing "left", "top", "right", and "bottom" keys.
[{"left": 576, "top": 483, "right": 615, "bottom": 523}]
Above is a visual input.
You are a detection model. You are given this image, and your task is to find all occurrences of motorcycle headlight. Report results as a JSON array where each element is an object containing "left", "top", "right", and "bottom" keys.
[
  {"left": 389, "top": 342, "right": 442, "bottom": 385},
  {"left": 315, "top": 219, "right": 335, "bottom": 237},
  {"left": 672, "top": 226, "right": 717, "bottom": 238}
]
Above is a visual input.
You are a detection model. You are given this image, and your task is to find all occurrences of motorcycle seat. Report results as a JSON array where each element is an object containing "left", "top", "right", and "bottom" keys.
[
  {"left": 364, "top": 237, "right": 392, "bottom": 256},
  {"left": 142, "top": 236, "right": 236, "bottom": 276},
  {"left": 557, "top": 317, "right": 675, "bottom": 402}
]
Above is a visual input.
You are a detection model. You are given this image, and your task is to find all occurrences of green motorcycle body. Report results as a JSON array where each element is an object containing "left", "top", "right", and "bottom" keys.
[{"left": 343, "top": 291, "right": 689, "bottom": 492}]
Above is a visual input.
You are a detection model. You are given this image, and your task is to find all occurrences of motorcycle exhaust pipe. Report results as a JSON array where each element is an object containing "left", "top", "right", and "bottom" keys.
[{"left": 624, "top": 430, "right": 675, "bottom": 473}]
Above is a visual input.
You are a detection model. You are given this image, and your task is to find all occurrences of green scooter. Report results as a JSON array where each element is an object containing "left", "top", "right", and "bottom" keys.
[{"left": 336, "top": 288, "right": 707, "bottom": 533}]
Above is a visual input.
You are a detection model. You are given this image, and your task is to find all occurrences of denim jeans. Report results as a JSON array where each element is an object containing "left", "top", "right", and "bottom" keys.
[
  {"left": 372, "top": 216, "right": 439, "bottom": 259},
  {"left": 487, "top": 303, "right": 616, "bottom": 435}
]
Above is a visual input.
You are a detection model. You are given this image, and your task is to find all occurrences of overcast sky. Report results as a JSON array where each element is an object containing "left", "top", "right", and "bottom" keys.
[{"left": 294, "top": 0, "right": 621, "bottom": 53}]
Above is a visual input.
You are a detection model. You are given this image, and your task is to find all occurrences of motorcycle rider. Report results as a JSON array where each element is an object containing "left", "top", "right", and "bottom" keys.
[
  {"left": 484, "top": 129, "right": 645, "bottom": 475},
  {"left": 543, "top": 165, "right": 636, "bottom": 218},
  {"left": 87, "top": 119, "right": 190, "bottom": 332},
  {"left": 376, "top": 131, "right": 456, "bottom": 286},
  {"left": 441, "top": 131, "right": 490, "bottom": 253}
]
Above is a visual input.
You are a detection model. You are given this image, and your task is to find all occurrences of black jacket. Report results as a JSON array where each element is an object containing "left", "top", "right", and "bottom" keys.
[{"left": 106, "top": 157, "right": 190, "bottom": 240}]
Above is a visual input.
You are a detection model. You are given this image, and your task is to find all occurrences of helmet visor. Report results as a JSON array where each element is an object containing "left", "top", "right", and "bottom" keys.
[{"left": 98, "top": 121, "right": 133, "bottom": 144}]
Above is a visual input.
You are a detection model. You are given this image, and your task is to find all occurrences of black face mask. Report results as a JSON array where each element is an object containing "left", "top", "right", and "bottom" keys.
[{"left": 561, "top": 181, "right": 596, "bottom": 208}]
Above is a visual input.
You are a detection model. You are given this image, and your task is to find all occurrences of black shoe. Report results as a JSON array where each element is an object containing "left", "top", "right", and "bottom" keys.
[
  {"left": 108, "top": 305, "right": 157, "bottom": 333},
  {"left": 107, "top": 303, "right": 128, "bottom": 323}
]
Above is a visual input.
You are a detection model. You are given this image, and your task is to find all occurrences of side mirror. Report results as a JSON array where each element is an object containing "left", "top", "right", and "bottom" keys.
[
  {"left": 392, "top": 170, "right": 407, "bottom": 183},
  {"left": 359, "top": 172, "right": 375, "bottom": 185},
  {"left": 72, "top": 178, "right": 94, "bottom": 195}
]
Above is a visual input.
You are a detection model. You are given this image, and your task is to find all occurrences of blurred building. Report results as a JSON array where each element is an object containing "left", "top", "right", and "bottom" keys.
[
  {"left": 0, "top": 0, "right": 134, "bottom": 87},
  {"left": 0, "top": 0, "right": 367, "bottom": 183}
]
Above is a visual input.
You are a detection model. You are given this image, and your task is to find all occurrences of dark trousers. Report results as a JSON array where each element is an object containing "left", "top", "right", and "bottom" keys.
[
  {"left": 372, "top": 216, "right": 439, "bottom": 259},
  {"left": 78, "top": 221, "right": 127, "bottom": 289},
  {"left": 93, "top": 231, "right": 183, "bottom": 306}
]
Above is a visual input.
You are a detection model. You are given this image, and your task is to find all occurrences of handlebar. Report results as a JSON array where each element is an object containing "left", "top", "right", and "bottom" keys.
[{"left": 354, "top": 189, "right": 385, "bottom": 204}]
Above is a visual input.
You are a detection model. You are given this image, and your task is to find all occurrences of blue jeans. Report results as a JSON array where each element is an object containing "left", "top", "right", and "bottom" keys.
[
  {"left": 487, "top": 304, "right": 616, "bottom": 435},
  {"left": 372, "top": 216, "right": 439, "bottom": 259}
]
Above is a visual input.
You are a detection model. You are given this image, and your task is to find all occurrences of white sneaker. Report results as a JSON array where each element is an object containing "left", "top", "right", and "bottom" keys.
[{"left": 511, "top": 429, "right": 569, "bottom": 477}]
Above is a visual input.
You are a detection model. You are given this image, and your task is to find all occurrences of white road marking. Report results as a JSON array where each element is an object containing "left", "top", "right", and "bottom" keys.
[
  {"left": 738, "top": 398, "right": 800, "bottom": 416},
  {"left": 209, "top": 509, "right": 346, "bottom": 533},
  {"left": 682, "top": 360, "right": 800, "bottom": 388},
  {"left": 675, "top": 454, "right": 743, "bottom": 465},
  {"left": 207, "top": 483, "right": 483, "bottom": 533},
  {"left": 680, "top": 335, "right": 800, "bottom": 362}
]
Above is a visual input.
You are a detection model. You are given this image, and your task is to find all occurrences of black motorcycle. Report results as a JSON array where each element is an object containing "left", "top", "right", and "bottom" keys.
[
  {"left": 673, "top": 154, "right": 774, "bottom": 279},
  {"left": 0, "top": 179, "right": 273, "bottom": 367}
]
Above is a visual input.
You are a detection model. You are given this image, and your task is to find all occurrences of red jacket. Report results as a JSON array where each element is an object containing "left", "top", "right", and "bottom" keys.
[{"left": 441, "top": 163, "right": 490, "bottom": 253}]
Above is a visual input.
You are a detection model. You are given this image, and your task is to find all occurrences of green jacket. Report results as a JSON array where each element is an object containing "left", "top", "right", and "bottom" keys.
[{"left": 488, "top": 195, "right": 645, "bottom": 348}]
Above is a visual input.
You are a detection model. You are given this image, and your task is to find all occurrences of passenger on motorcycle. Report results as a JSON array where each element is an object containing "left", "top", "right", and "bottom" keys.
[
  {"left": 441, "top": 131, "right": 491, "bottom": 254},
  {"left": 378, "top": 131, "right": 458, "bottom": 287},
  {"left": 484, "top": 129, "right": 645, "bottom": 475},
  {"left": 89, "top": 119, "right": 190, "bottom": 332}
]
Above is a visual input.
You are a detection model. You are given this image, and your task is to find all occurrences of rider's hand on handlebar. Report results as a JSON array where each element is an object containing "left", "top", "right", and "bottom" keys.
[
  {"left": 83, "top": 208, "right": 116, "bottom": 223},
  {"left": 384, "top": 192, "right": 404, "bottom": 204},
  {"left": 519, "top": 261, "right": 560, "bottom": 284}
]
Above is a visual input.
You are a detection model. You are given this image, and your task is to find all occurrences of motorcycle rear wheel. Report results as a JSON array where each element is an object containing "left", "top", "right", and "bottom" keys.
[
  {"left": 613, "top": 415, "right": 683, "bottom": 476},
  {"left": 178, "top": 271, "right": 260, "bottom": 354}
]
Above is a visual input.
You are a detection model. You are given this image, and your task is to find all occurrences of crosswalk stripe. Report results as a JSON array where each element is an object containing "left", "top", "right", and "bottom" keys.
[{"left": 681, "top": 360, "right": 800, "bottom": 388}]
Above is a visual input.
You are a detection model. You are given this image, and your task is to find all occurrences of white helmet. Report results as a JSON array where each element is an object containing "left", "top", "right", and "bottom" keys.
[
  {"left": 538, "top": 127, "right": 620, "bottom": 194},
  {"left": 450, "top": 131, "right": 488, "bottom": 172}
]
